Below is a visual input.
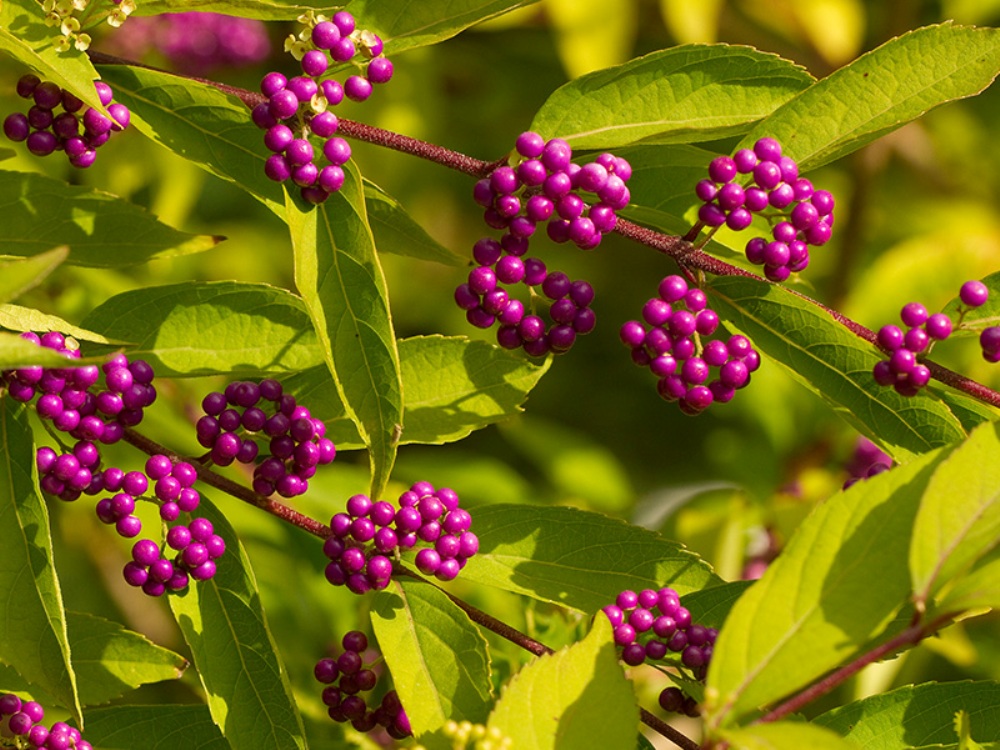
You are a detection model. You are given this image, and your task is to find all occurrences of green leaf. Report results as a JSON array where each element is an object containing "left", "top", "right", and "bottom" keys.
[
  {"left": 134, "top": 0, "right": 312, "bottom": 20},
  {"left": 814, "top": 681, "right": 1000, "bottom": 748},
  {"left": 682, "top": 580, "right": 754, "bottom": 629},
  {"left": 708, "top": 276, "right": 968, "bottom": 463},
  {"left": 81, "top": 282, "right": 323, "bottom": 377},
  {"left": 0, "top": 170, "right": 220, "bottom": 267},
  {"left": 364, "top": 180, "right": 466, "bottom": 266},
  {"left": 0, "top": 248, "right": 68, "bottom": 305},
  {"left": 94, "top": 64, "right": 284, "bottom": 214},
  {"left": 0, "top": 148, "right": 15, "bottom": 161},
  {"left": 81, "top": 705, "right": 227, "bottom": 749},
  {"left": 958, "top": 710, "right": 988, "bottom": 750},
  {"left": 67, "top": 611, "right": 187, "bottom": 706},
  {"left": 168, "top": 495, "right": 307, "bottom": 750},
  {"left": 285, "top": 171, "right": 402, "bottom": 499},
  {"left": 936, "top": 547, "right": 1000, "bottom": 613},
  {"left": 345, "top": 0, "right": 541, "bottom": 54},
  {"left": 717, "top": 721, "right": 862, "bottom": 750},
  {"left": 487, "top": 614, "right": 637, "bottom": 750},
  {"left": 911, "top": 422, "right": 1000, "bottom": 612},
  {"left": 0, "top": 0, "right": 107, "bottom": 115},
  {"left": 0, "top": 333, "right": 107, "bottom": 368},
  {"left": 0, "top": 397, "right": 80, "bottom": 721},
  {"left": 0, "top": 305, "right": 119, "bottom": 345},
  {"left": 743, "top": 23, "right": 1000, "bottom": 170},
  {"left": 529, "top": 45, "right": 813, "bottom": 149},
  {"left": 371, "top": 580, "right": 493, "bottom": 741},
  {"left": 459, "top": 505, "right": 720, "bottom": 613},
  {"left": 705, "top": 449, "right": 947, "bottom": 728}
]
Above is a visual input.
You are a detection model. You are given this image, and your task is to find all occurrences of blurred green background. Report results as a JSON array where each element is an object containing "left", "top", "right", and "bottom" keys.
[{"left": 3, "top": 0, "right": 1000, "bottom": 744}]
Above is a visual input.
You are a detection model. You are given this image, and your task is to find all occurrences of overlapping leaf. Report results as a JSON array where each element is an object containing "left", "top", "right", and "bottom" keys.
[
  {"left": 81, "top": 705, "right": 226, "bottom": 749},
  {"left": 0, "top": 305, "right": 118, "bottom": 345},
  {"left": 487, "top": 615, "right": 636, "bottom": 750},
  {"left": 0, "top": 248, "right": 68, "bottom": 305},
  {"left": 716, "top": 722, "right": 861, "bottom": 750},
  {"left": 0, "top": 170, "right": 220, "bottom": 267},
  {"left": 371, "top": 580, "right": 492, "bottom": 744},
  {"left": 285, "top": 171, "right": 402, "bottom": 499},
  {"left": 743, "top": 23, "right": 1000, "bottom": 170},
  {"left": 708, "top": 276, "right": 970, "bottom": 463},
  {"left": 530, "top": 44, "right": 813, "bottom": 148},
  {"left": 363, "top": 180, "right": 466, "bottom": 266},
  {"left": 135, "top": 0, "right": 312, "bottom": 20},
  {"left": 0, "top": 398, "right": 80, "bottom": 721},
  {"left": 81, "top": 281, "right": 322, "bottom": 376},
  {"left": 460, "top": 505, "right": 719, "bottom": 613},
  {"left": 168, "top": 496, "right": 306, "bottom": 750}
]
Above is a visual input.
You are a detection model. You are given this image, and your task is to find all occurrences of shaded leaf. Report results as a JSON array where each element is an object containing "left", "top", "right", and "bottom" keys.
[
  {"left": 743, "top": 23, "right": 1000, "bottom": 170},
  {"left": 682, "top": 580, "right": 754, "bottom": 630},
  {"left": 0, "top": 170, "right": 220, "bottom": 268},
  {"left": 814, "top": 681, "right": 1000, "bottom": 749},
  {"left": 530, "top": 44, "right": 813, "bottom": 149},
  {"left": 81, "top": 281, "right": 322, "bottom": 377},
  {"left": 364, "top": 180, "right": 466, "bottom": 266},
  {"left": 936, "top": 547, "right": 1000, "bottom": 613},
  {"left": 705, "top": 450, "right": 946, "bottom": 727},
  {"left": 708, "top": 276, "right": 969, "bottom": 463},
  {"left": 460, "top": 504, "right": 720, "bottom": 613},
  {"left": 168, "top": 495, "right": 306, "bottom": 750},
  {"left": 285, "top": 172, "right": 402, "bottom": 499},
  {"left": 82, "top": 705, "right": 227, "bottom": 749},
  {"left": 487, "top": 614, "right": 637, "bottom": 750},
  {"left": 717, "top": 721, "right": 861, "bottom": 750},
  {"left": 371, "top": 580, "right": 493, "bottom": 741},
  {"left": 0, "top": 397, "right": 80, "bottom": 721},
  {"left": 135, "top": 0, "right": 312, "bottom": 20},
  {"left": 0, "top": 248, "right": 68, "bottom": 305}
]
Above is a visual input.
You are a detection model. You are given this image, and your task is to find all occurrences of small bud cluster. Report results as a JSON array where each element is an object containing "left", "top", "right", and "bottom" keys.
[
  {"left": 0, "top": 693, "right": 92, "bottom": 749},
  {"left": 4, "top": 76, "right": 130, "bottom": 168},
  {"left": 695, "top": 137, "right": 835, "bottom": 281},
  {"left": 436, "top": 720, "right": 513, "bottom": 750},
  {"left": 322, "top": 482, "right": 478, "bottom": 595},
  {"left": 197, "top": 379, "right": 336, "bottom": 498},
  {"left": 40, "top": 0, "right": 135, "bottom": 51},
  {"left": 314, "top": 631, "right": 411, "bottom": 739},
  {"left": 602, "top": 587, "right": 717, "bottom": 718},
  {"left": 254, "top": 10, "right": 391, "bottom": 204},
  {"left": 842, "top": 436, "right": 893, "bottom": 490},
  {"left": 620, "top": 275, "right": 760, "bottom": 414}
]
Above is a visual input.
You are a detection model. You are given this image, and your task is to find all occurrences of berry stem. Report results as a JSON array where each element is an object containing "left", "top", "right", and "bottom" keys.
[{"left": 120, "top": 427, "right": 330, "bottom": 537}]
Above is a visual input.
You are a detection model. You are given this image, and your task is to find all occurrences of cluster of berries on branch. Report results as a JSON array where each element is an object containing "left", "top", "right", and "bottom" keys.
[
  {"left": 620, "top": 274, "right": 760, "bottom": 414},
  {"left": 0, "top": 693, "right": 92, "bottom": 749},
  {"left": 253, "top": 10, "right": 392, "bottom": 204},
  {"left": 4, "top": 75, "right": 130, "bottom": 168},
  {"left": 314, "top": 631, "right": 411, "bottom": 738},
  {"left": 197, "top": 379, "right": 336, "bottom": 498},
  {"left": 872, "top": 280, "right": 992, "bottom": 396},
  {"left": 458, "top": 132, "right": 629, "bottom": 356},
  {"left": 695, "top": 137, "right": 834, "bottom": 281},
  {"left": 322, "top": 481, "right": 478, "bottom": 595},
  {"left": 602, "top": 587, "right": 717, "bottom": 718}
]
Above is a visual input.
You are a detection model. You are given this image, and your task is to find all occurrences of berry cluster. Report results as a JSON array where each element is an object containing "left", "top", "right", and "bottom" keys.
[
  {"left": 3, "top": 75, "right": 130, "bottom": 168},
  {"left": 873, "top": 307, "right": 957, "bottom": 397},
  {"left": 253, "top": 10, "right": 392, "bottom": 204},
  {"left": 620, "top": 275, "right": 760, "bottom": 413},
  {"left": 197, "top": 379, "right": 336, "bottom": 498},
  {"left": 695, "top": 137, "right": 835, "bottom": 281},
  {"left": 0, "top": 693, "right": 92, "bottom": 749},
  {"left": 322, "top": 482, "right": 478, "bottom": 595},
  {"left": 4, "top": 333, "right": 156, "bottom": 447},
  {"left": 125, "top": 514, "right": 225, "bottom": 597},
  {"left": 842, "top": 436, "right": 892, "bottom": 490},
  {"left": 602, "top": 587, "right": 717, "bottom": 717},
  {"left": 314, "top": 631, "right": 411, "bottom": 739}
]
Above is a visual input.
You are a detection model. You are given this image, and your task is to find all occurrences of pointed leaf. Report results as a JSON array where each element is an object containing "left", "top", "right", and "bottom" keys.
[
  {"left": 705, "top": 450, "right": 946, "bottom": 727},
  {"left": 0, "top": 397, "right": 80, "bottom": 720},
  {"left": 682, "top": 580, "right": 754, "bottom": 629},
  {"left": 743, "top": 23, "right": 1000, "bottom": 170},
  {"left": 168, "top": 495, "right": 306, "bottom": 750},
  {"left": 0, "top": 170, "right": 220, "bottom": 267},
  {"left": 460, "top": 505, "right": 720, "bottom": 613},
  {"left": 708, "top": 276, "right": 968, "bottom": 463},
  {"left": 0, "top": 0, "right": 107, "bottom": 115},
  {"left": 345, "top": 0, "right": 541, "bottom": 54},
  {"left": 936, "top": 547, "right": 1000, "bottom": 613},
  {"left": 814, "top": 681, "right": 1000, "bottom": 748},
  {"left": 0, "top": 306, "right": 117, "bottom": 345},
  {"left": 530, "top": 45, "right": 813, "bottom": 149},
  {"left": 81, "top": 281, "right": 322, "bottom": 377},
  {"left": 364, "top": 180, "right": 466, "bottom": 266},
  {"left": 82, "top": 705, "right": 227, "bottom": 749},
  {"left": 717, "top": 722, "right": 861, "bottom": 750},
  {"left": 0, "top": 248, "right": 68, "bottom": 305},
  {"left": 0, "top": 333, "right": 108, "bottom": 368},
  {"left": 67, "top": 611, "right": 187, "bottom": 706},
  {"left": 911, "top": 421, "right": 1000, "bottom": 611},
  {"left": 487, "top": 614, "right": 637, "bottom": 750},
  {"left": 285, "top": 171, "right": 402, "bottom": 499},
  {"left": 371, "top": 580, "right": 493, "bottom": 740}
]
